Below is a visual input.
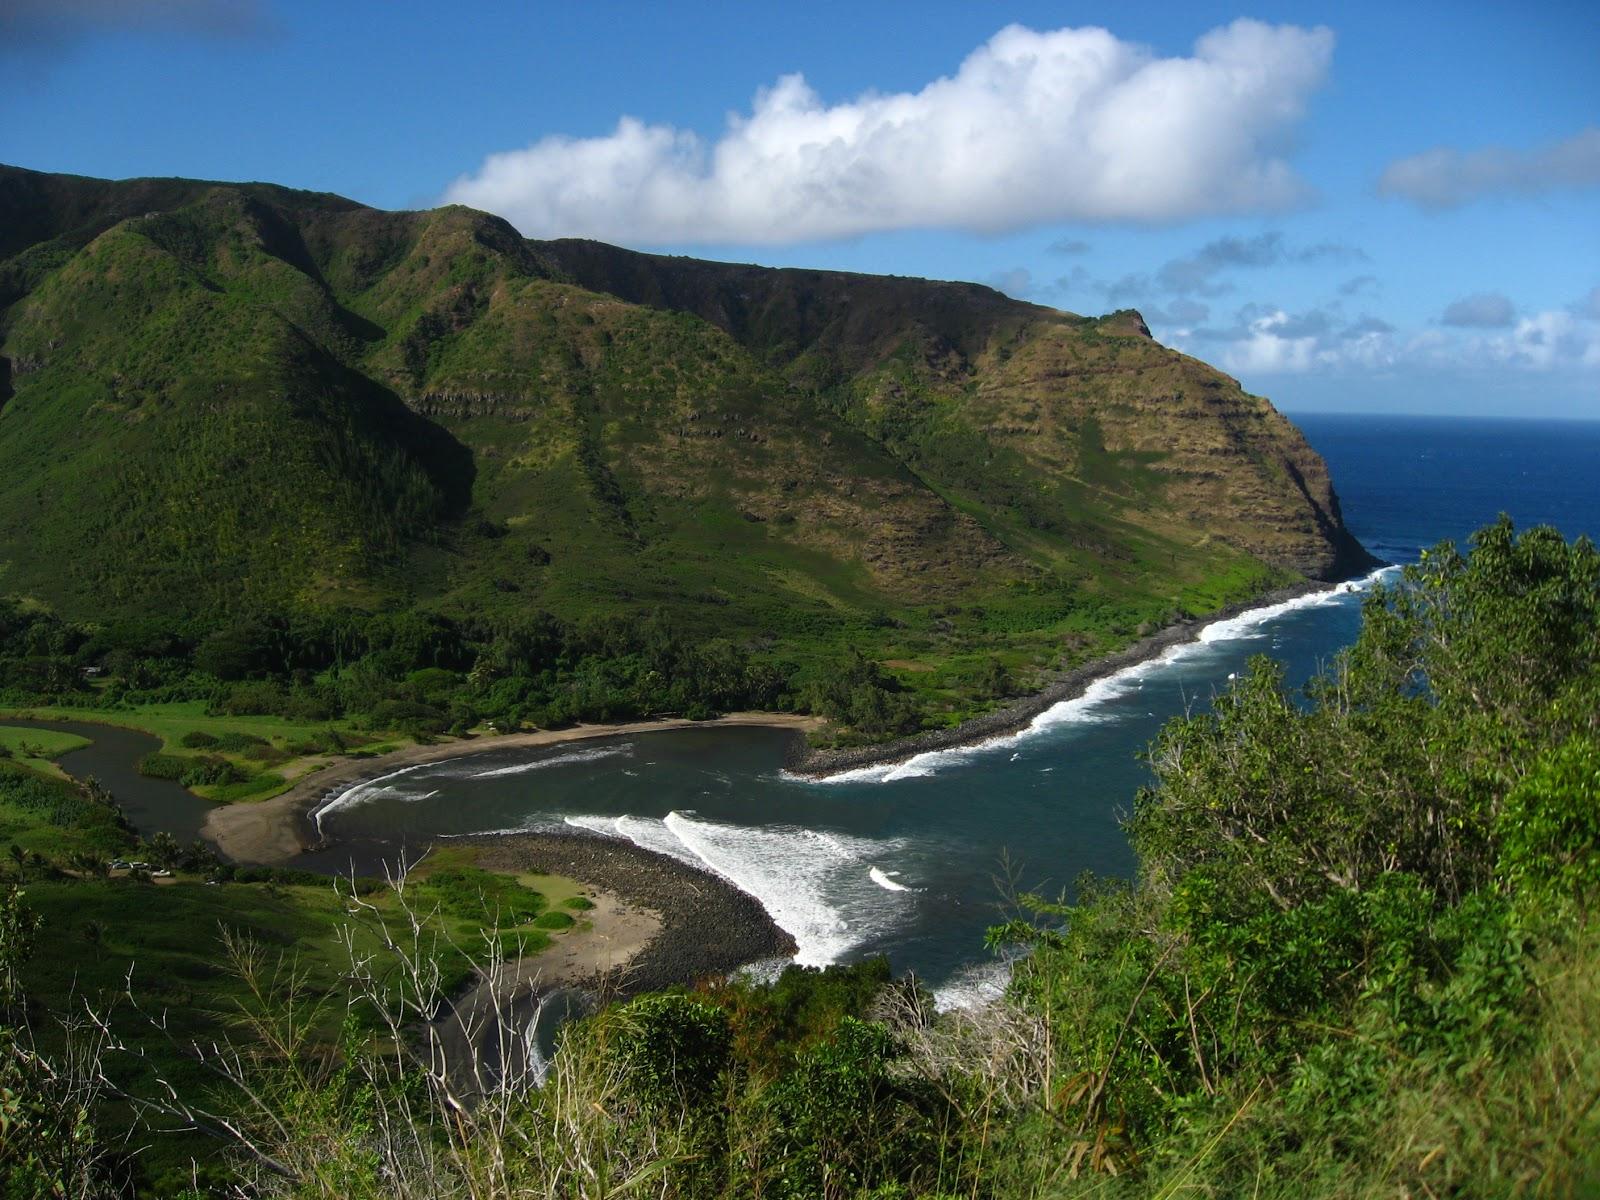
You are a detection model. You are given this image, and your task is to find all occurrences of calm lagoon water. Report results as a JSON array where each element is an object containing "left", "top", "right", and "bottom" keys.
[
  {"left": 298, "top": 414, "right": 1600, "bottom": 1003},
  {"left": 6, "top": 717, "right": 215, "bottom": 843}
]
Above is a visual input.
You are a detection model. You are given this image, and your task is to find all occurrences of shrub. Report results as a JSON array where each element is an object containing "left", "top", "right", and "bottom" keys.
[
  {"left": 366, "top": 699, "right": 447, "bottom": 734},
  {"left": 136, "top": 752, "right": 188, "bottom": 781},
  {"left": 179, "top": 757, "right": 246, "bottom": 788},
  {"left": 213, "top": 679, "right": 289, "bottom": 716},
  {"left": 607, "top": 993, "right": 732, "bottom": 1111},
  {"left": 214, "top": 731, "right": 268, "bottom": 753},
  {"left": 1497, "top": 735, "right": 1600, "bottom": 911}
]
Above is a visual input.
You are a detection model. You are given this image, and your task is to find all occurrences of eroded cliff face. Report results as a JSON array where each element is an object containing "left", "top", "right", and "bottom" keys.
[
  {"left": 539, "top": 240, "right": 1373, "bottom": 584},
  {"left": 970, "top": 318, "right": 1372, "bottom": 580},
  {"left": 0, "top": 163, "right": 1370, "bottom": 629}
]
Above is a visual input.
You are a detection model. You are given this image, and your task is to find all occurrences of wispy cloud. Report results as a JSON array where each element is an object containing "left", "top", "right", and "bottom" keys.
[
  {"left": 445, "top": 20, "right": 1334, "bottom": 245},
  {"left": 1442, "top": 292, "right": 1515, "bottom": 328},
  {"left": 1378, "top": 127, "right": 1600, "bottom": 210},
  {"left": 0, "top": 0, "right": 267, "bottom": 49},
  {"left": 1048, "top": 231, "right": 1361, "bottom": 310},
  {"left": 1163, "top": 293, "right": 1600, "bottom": 377},
  {"left": 1156, "top": 232, "right": 1363, "bottom": 295}
]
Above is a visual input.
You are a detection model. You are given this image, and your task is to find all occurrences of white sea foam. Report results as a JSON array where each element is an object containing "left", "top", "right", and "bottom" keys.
[
  {"left": 463, "top": 743, "right": 632, "bottom": 779},
  {"left": 312, "top": 742, "right": 643, "bottom": 834},
  {"left": 525, "top": 997, "right": 553, "bottom": 1087},
  {"left": 312, "top": 763, "right": 431, "bottom": 835},
  {"left": 793, "top": 566, "right": 1398, "bottom": 787},
  {"left": 561, "top": 811, "right": 912, "bottom": 966},
  {"left": 618, "top": 814, "right": 706, "bottom": 868},
  {"left": 1196, "top": 565, "right": 1394, "bottom": 644},
  {"left": 932, "top": 958, "right": 1013, "bottom": 1012}
]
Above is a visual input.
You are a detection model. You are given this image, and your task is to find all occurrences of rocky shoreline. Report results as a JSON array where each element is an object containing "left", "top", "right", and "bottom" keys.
[
  {"left": 787, "top": 578, "right": 1341, "bottom": 777},
  {"left": 422, "top": 830, "right": 798, "bottom": 1101},
  {"left": 459, "top": 830, "right": 797, "bottom": 994}
]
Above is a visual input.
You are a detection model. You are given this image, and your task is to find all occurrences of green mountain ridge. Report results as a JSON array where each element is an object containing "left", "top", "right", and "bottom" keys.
[{"left": 0, "top": 163, "right": 1370, "bottom": 667}]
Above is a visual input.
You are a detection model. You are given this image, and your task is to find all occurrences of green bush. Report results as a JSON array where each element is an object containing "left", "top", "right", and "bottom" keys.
[
  {"left": 135, "top": 752, "right": 189, "bottom": 781},
  {"left": 1497, "top": 735, "right": 1600, "bottom": 910},
  {"left": 608, "top": 993, "right": 732, "bottom": 1111},
  {"left": 763, "top": 1018, "right": 946, "bottom": 1200},
  {"left": 991, "top": 519, "right": 1600, "bottom": 1190},
  {"left": 214, "top": 731, "right": 269, "bottom": 753},
  {"left": 367, "top": 699, "right": 447, "bottom": 734},
  {"left": 179, "top": 756, "right": 246, "bottom": 788}
]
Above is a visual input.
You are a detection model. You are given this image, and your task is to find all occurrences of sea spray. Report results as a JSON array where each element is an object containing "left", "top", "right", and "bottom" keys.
[{"left": 932, "top": 956, "right": 1017, "bottom": 1012}]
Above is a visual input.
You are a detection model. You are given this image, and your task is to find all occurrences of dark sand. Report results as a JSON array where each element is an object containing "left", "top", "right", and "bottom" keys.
[{"left": 787, "top": 579, "right": 1337, "bottom": 777}]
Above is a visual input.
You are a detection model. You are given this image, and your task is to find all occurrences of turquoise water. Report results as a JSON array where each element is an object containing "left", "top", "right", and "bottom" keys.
[{"left": 313, "top": 414, "right": 1600, "bottom": 1004}]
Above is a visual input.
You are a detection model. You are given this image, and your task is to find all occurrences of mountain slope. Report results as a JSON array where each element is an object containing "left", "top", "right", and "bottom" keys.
[{"left": 0, "top": 164, "right": 1371, "bottom": 681}]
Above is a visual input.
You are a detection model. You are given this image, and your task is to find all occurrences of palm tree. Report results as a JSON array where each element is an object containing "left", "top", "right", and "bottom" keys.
[{"left": 146, "top": 831, "right": 181, "bottom": 871}]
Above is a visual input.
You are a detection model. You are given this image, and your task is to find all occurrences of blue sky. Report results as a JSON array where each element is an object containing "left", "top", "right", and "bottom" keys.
[{"left": 3, "top": 0, "right": 1596, "bottom": 417}]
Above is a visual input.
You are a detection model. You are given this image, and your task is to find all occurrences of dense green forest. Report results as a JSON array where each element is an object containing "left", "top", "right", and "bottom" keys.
[
  {"left": 0, "top": 163, "right": 1375, "bottom": 739},
  {"left": 4, "top": 517, "right": 1595, "bottom": 1198}
]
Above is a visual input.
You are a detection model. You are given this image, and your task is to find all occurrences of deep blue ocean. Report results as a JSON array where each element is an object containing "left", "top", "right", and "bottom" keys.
[{"left": 315, "top": 413, "right": 1600, "bottom": 1004}]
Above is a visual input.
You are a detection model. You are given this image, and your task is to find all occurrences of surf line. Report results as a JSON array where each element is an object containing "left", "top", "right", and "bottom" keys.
[
  {"left": 559, "top": 811, "right": 914, "bottom": 968},
  {"left": 791, "top": 564, "right": 1399, "bottom": 786},
  {"left": 310, "top": 762, "right": 432, "bottom": 837}
]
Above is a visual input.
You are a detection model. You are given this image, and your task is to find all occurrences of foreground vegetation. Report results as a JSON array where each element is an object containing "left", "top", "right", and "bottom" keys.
[{"left": 4, "top": 516, "right": 1595, "bottom": 1198}]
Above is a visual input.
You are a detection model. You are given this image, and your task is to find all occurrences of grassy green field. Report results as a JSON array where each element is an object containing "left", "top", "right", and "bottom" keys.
[
  {"left": 0, "top": 723, "right": 89, "bottom": 776},
  {"left": 0, "top": 700, "right": 411, "bottom": 803},
  {"left": 1, "top": 701, "right": 366, "bottom": 750}
]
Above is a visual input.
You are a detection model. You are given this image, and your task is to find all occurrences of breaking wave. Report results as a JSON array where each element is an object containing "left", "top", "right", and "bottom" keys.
[
  {"left": 563, "top": 811, "right": 913, "bottom": 967},
  {"left": 463, "top": 743, "right": 633, "bottom": 779},
  {"left": 311, "top": 763, "right": 431, "bottom": 836}
]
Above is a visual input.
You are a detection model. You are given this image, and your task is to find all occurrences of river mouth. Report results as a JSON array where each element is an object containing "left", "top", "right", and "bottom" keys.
[
  {"left": 303, "top": 574, "right": 1382, "bottom": 1000},
  {"left": 1, "top": 717, "right": 217, "bottom": 843},
  {"left": 0, "top": 571, "right": 1379, "bottom": 1000}
]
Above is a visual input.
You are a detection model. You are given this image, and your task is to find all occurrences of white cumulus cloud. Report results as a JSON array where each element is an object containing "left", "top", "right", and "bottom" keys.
[
  {"left": 444, "top": 20, "right": 1334, "bottom": 245},
  {"left": 1379, "top": 127, "right": 1600, "bottom": 210}
]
